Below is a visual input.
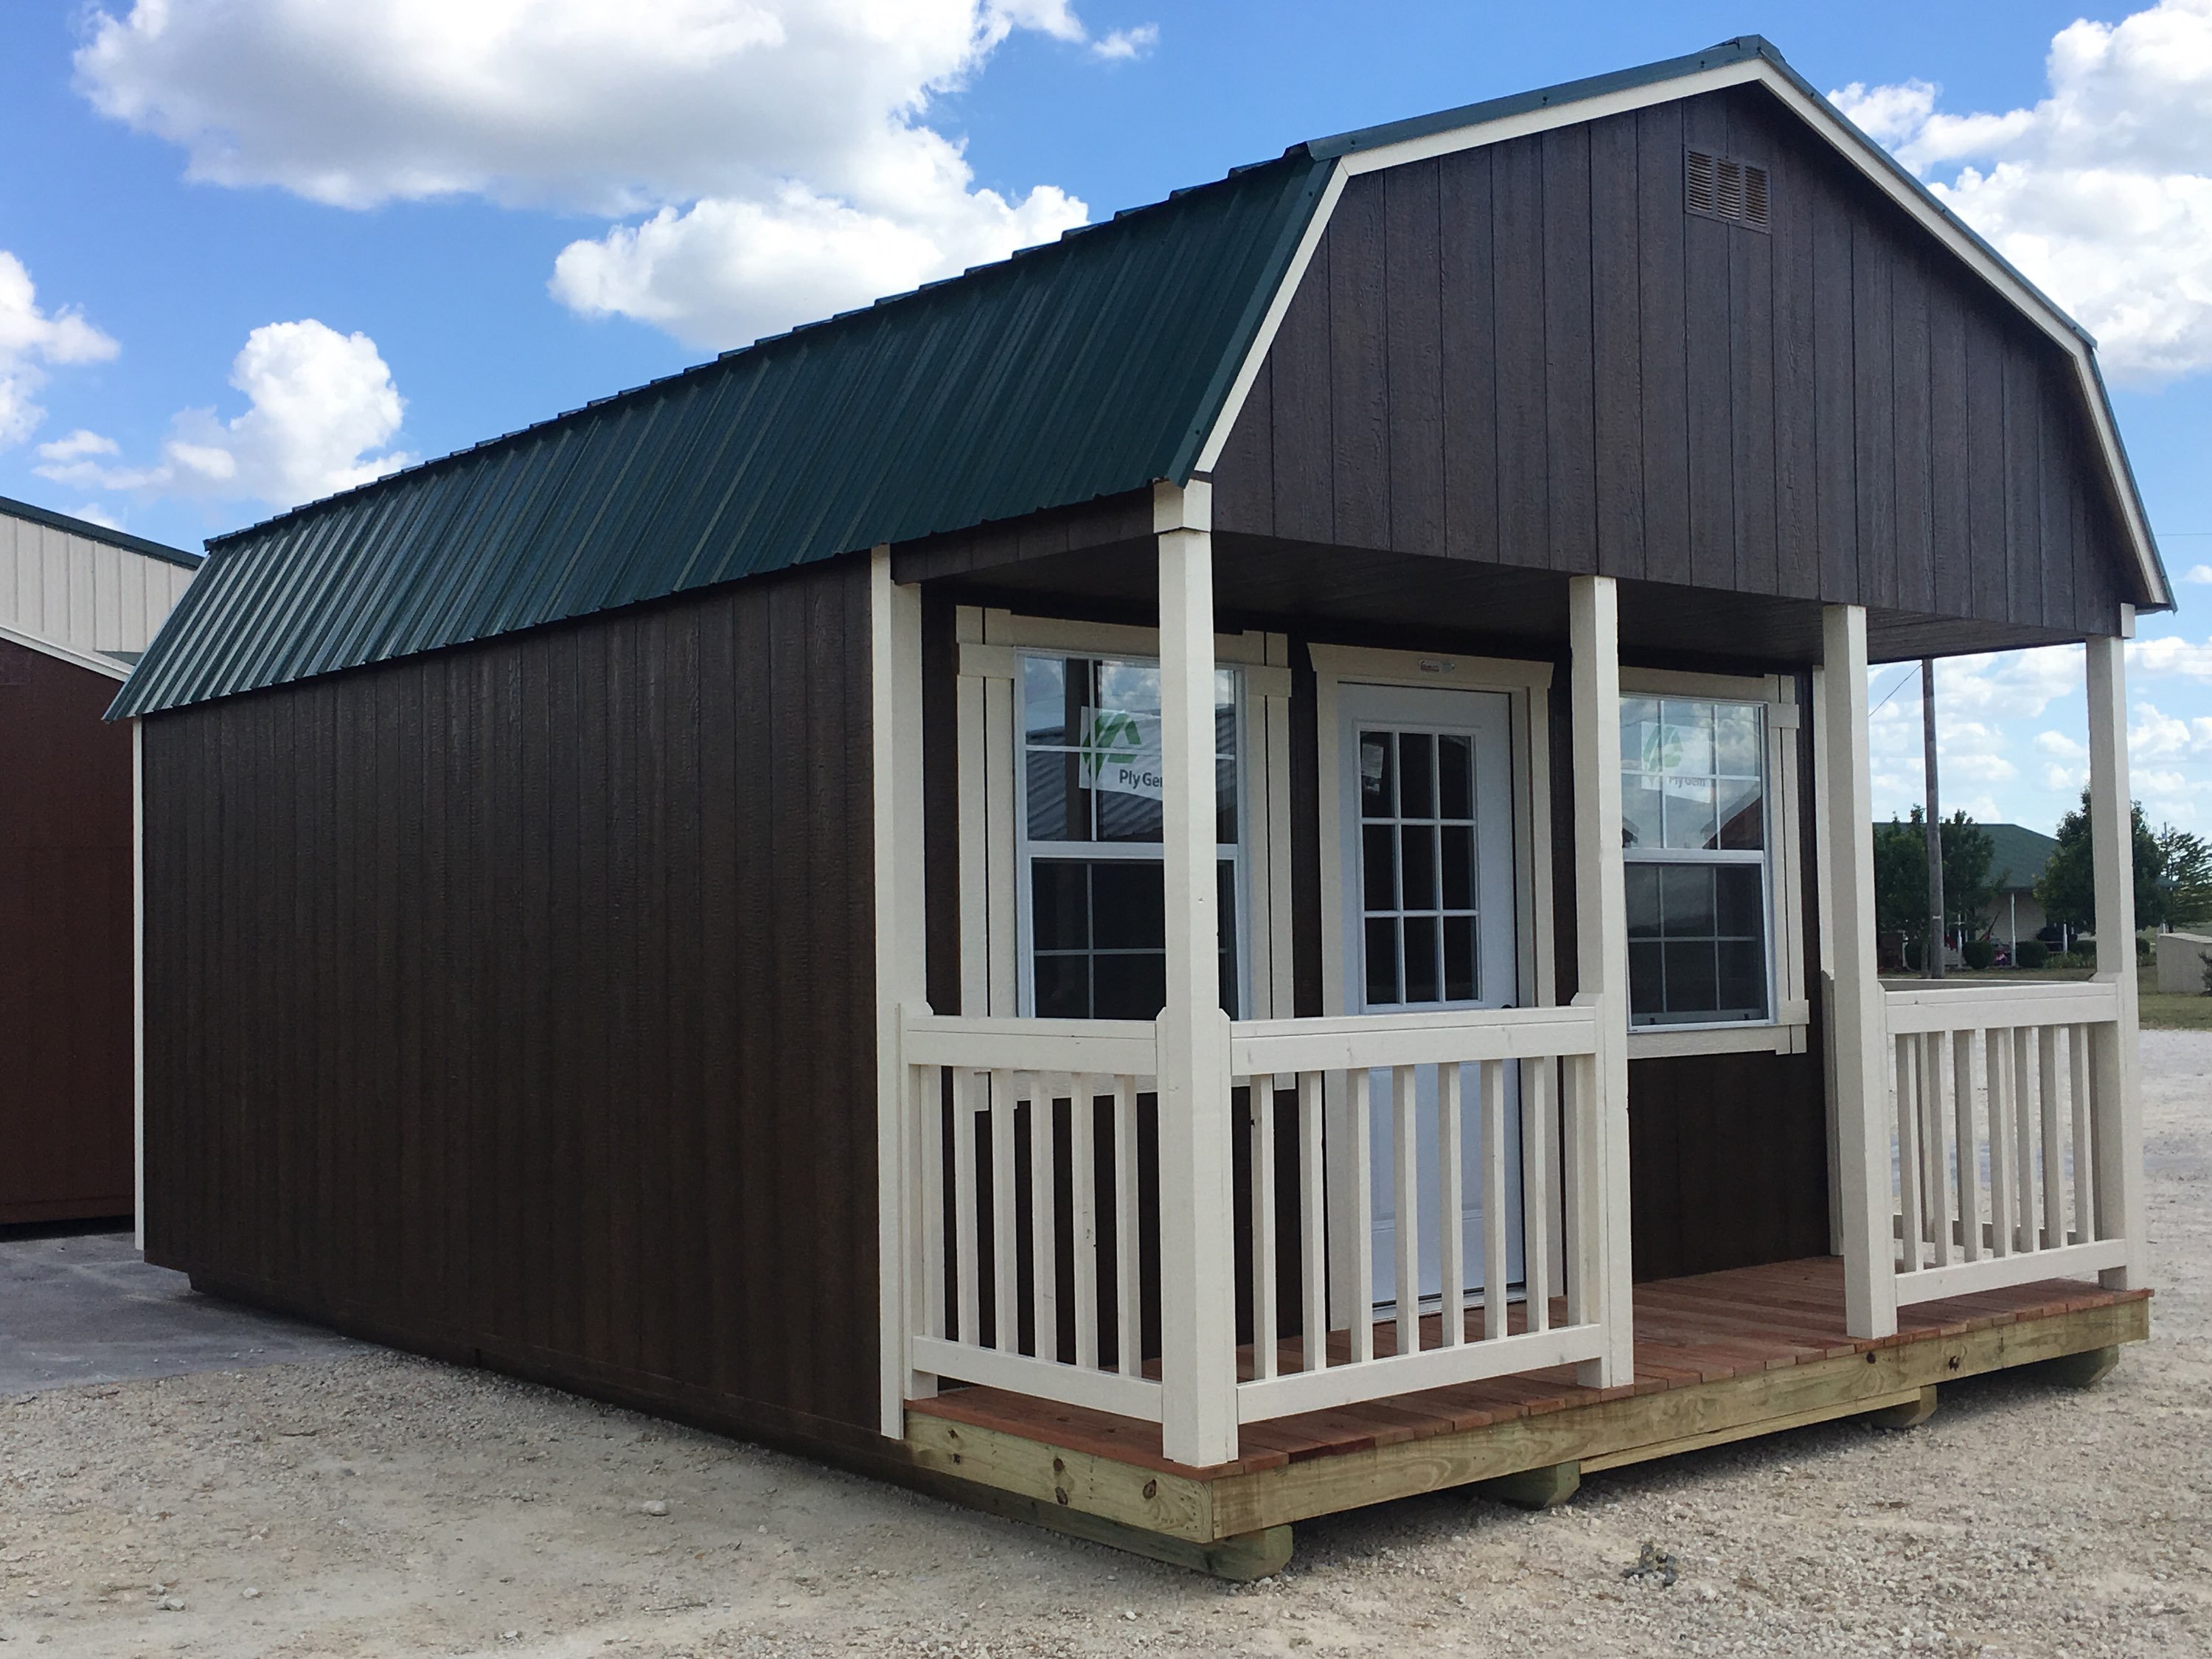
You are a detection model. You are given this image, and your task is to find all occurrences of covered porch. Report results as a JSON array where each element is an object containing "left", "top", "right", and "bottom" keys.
[{"left": 864, "top": 481, "right": 2151, "bottom": 1560}]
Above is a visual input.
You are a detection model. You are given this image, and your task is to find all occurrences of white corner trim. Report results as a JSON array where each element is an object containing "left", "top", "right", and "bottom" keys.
[
  {"left": 1153, "top": 476, "right": 1213, "bottom": 533},
  {"left": 1189, "top": 56, "right": 2165, "bottom": 611},
  {"left": 0, "top": 618, "right": 131, "bottom": 681}
]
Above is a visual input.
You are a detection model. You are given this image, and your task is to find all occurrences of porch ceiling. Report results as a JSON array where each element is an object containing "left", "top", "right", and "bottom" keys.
[{"left": 917, "top": 532, "right": 2096, "bottom": 668}]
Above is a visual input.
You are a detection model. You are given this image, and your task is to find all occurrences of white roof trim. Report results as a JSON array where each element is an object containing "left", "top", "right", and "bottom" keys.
[
  {"left": 1195, "top": 56, "right": 2168, "bottom": 616},
  {"left": 0, "top": 618, "right": 131, "bottom": 681}
]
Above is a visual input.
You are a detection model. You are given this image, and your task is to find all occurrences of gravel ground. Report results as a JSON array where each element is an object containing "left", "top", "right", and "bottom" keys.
[{"left": 1, "top": 1031, "right": 2204, "bottom": 1658}]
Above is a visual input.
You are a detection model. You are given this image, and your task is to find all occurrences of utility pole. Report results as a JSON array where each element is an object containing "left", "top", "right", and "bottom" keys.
[{"left": 1922, "top": 657, "right": 1945, "bottom": 980}]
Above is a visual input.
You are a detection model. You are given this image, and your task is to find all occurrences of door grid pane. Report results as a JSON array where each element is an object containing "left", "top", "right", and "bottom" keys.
[{"left": 1357, "top": 728, "right": 1481, "bottom": 1008}]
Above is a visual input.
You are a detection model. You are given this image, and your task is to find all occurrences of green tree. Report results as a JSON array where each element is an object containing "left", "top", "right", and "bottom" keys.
[
  {"left": 1871, "top": 807, "right": 1997, "bottom": 950},
  {"left": 2034, "top": 789, "right": 2166, "bottom": 934},
  {"left": 2154, "top": 826, "right": 2212, "bottom": 929}
]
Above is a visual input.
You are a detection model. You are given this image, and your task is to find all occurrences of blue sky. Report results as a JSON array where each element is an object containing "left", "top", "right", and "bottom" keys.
[{"left": 0, "top": 1, "right": 2206, "bottom": 834}]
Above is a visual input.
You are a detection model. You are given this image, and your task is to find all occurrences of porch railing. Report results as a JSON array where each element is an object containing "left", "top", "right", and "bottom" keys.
[
  {"left": 900, "top": 1012, "right": 1164, "bottom": 1422},
  {"left": 1883, "top": 981, "right": 2129, "bottom": 1302},
  {"left": 1227, "top": 1006, "right": 1610, "bottom": 1422},
  {"left": 899, "top": 1003, "right": 1617, "bottom": 1440}
]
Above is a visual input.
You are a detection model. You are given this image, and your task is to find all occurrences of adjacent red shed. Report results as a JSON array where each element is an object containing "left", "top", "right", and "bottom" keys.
[{"left": 0, "top": 496, "right": 196, "bottom": 1224}]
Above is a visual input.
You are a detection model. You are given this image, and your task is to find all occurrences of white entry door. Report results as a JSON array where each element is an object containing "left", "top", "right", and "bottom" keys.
[{"left": 1338, "top": 684, "right": 1523, "bottom": 1313}]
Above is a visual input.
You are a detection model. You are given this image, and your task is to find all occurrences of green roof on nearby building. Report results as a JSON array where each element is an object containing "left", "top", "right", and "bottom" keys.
[{"left": 1979, "top": 822, "right": 2061, "bottom": 892}]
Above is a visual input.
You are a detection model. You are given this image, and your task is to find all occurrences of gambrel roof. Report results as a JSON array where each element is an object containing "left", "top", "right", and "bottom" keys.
[{"left": 112, "top": 36, "right": 2168, "bottom": 719}]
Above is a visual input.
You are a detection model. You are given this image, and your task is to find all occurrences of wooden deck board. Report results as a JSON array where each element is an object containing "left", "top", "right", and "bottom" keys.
[{"left": 908, "top": 1259, "right": 2150, "bottom": 1489}]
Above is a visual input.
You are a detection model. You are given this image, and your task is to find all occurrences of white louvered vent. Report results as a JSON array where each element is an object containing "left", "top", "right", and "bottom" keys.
[{"left": 1686, "top": 148, "right": 1771, "bottom": 233}]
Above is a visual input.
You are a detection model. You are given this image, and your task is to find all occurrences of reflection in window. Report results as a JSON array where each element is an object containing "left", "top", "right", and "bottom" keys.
[
  {"left": 1020, "top": 653, "right": 1240, "bottom": 1018},
  {"left": 1619, "top": 696, "right": 1770, "bottom": 1026}
]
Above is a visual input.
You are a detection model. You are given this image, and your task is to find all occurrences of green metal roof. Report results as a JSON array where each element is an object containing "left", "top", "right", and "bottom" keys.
[
  {"left": 111, "top": 153, "right": 1332, "bottom": 717},
  {"left": 1978, "top": 822, "right": 2061, "bottom": 893}
]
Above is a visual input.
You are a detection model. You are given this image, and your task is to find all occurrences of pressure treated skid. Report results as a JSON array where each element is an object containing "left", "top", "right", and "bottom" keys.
[{"left": 905, "top": 1260, "right": 2146, "bottom": 1571}]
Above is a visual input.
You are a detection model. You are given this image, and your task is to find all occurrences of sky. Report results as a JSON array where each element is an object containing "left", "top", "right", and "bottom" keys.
[{"left": 0, "top": 0, "right": 2208, "bottom": 835}]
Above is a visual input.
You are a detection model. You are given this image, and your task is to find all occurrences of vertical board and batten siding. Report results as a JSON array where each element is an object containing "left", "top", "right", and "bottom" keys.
[
  {"left": 0, "top": 511, "right": 195, "bottom": 658},
  {"left": 0, "top": 639, "right": 135, "bottom": 1222},
  {"left": 142, "top": 557, "right": 886, "bottom": 1450},
  {"left": 1211, "top": 84, "right": 2130, "bottom": 638}
]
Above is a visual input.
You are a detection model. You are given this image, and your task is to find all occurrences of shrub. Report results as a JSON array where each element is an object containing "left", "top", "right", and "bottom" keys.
[
  {"left": 2138, "top": 933, "right": 2153, "bottom": 962},
  {"left": 2017, "top": 939, "right": 2049, "bottom": 970},
  {"left": 1902, "top": 936, "right": 1924, "bottom": 972},
  {"left": 1962, "top": 939, "right": 1997, "bottom": 970}
]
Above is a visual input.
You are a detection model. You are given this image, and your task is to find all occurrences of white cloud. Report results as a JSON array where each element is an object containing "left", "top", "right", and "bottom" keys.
[
  {"left": 35, "top": 428, "right": 119, "bottom": 465},
  {"left": 2132, "top": 699, "right": 2212, "bottom": 756},
  {"left": 73, "top": 1, "right": 1146, "bottom": 349},
  {"left": 2129, "top": 632, "right": 2212, "bottom": 680},
  {"left": 69, "top": 502, "right": 123, "bottom": 531},
  {"left": 1832, "top": 1, "right": 2212, "bottom": 381},
  {"left": 2035, "top": 728, "right": 2088, "bottom": 759},
  {"left": 1091, "top": 24, "right": 1158, "bottom": 60},
  {"left": 2183, "top": 563, "right": 2212, "bottom": 583},
  {"left": 0, "top": 251, "right": 119, "bottom": 447},
  {"left": 36, "top": 320, "right": 408, "bottom": 509}
]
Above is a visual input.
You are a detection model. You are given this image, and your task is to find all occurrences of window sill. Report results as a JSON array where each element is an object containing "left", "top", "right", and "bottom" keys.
[{"left": 1626, "top": 1020, "right": 1809, "bottom": 1060}]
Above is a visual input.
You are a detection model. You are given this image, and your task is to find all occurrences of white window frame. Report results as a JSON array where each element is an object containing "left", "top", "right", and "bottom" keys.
[
  {"left": 1618, "top": 667, "right": 1812, "bottom": 1060},
  {"left": 1012, "top": 647, "right": 1249, "bottom": 1019},
  {"left": 953, "top": 608, "right": 1294, "bottom": 1020},
  {"left": 1309, "top": 645, "right": 1557, "bottom": 1026}
]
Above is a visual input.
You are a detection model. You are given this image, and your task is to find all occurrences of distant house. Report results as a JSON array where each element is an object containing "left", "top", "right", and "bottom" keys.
[
  {"left": 1981, "top": 822, "right": 2061, "bottom": 951},
  {"left": 1, "top": 496, "right": 198, "bottom": 1224}
]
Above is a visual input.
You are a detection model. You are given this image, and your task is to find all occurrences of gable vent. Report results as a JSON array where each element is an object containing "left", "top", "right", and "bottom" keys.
[{"left": 1686, "top": 149, "right": 1770, "bottom": 233}]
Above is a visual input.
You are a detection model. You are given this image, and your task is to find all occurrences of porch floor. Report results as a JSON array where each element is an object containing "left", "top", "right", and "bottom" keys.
[{"left": 904, "top": 1258, "right": 2149, "bottom": 1567}]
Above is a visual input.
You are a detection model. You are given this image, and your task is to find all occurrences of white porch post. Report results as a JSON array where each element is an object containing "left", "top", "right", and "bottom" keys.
[
  {"left": 1820, "top": 604, "right": 1899, "bottom": 1339},
  {"left": 1567, "top": 576, "right": 1634, "bottom": 1387},
  {"left": 1154, "top": 480, "right": 1239, "bottom": 1467},
  {"left": 2084, "top": 627, "right": 2146, "bottom": 1288},
  {"left": 870, "top": 549, "right": 930, "bottom": 1439}
]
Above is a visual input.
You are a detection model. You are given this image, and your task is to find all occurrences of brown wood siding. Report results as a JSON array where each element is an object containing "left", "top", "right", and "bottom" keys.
[
  {"left": 141, "top": 556, "right": 885, "bottom": 1454},
  {"left": 0, "top": 639, "right": 134, "bottom": 1223},
  {"left": 1212, "top": 84, "right": 2144, "bottom": 635}
]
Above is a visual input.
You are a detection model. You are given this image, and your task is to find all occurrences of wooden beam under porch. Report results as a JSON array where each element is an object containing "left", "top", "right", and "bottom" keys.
[{"left": 903, "top": 1259, "right": 2146, "bottom": 1568}]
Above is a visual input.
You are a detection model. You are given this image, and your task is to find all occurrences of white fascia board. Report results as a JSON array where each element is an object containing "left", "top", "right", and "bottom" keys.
[
  {"left": 1193, "top": 57, "right": 2168, "bottom": 616},
  {"left": 0, "top": 617, "right": 131, "bottom": 681},
  {"left": 1192, "top": 161, "right": 1347, "bottom": 475}
]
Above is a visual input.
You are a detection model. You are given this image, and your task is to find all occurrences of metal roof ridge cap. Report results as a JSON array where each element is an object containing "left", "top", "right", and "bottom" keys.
[
  {"left": 1304, "top": 36, "right": 1776, "bottom": 160},
  {"left": 0, "top": 492, "right": 202, "bottom": 567}
]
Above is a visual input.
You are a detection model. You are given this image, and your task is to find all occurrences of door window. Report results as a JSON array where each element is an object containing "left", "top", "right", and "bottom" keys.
[{"left": 1357, "top": 729, "right": 1482, "bottom": 1007}]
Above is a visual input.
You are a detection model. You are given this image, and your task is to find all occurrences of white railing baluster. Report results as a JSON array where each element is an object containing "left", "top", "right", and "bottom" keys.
[
  {"left": 1523, "top": 1054, "right": 1551, "bottom": 1337},
  {"left": 1349, "top": 1068, "right": 1374, "bottom": 1365},
  {"left": 1071, "top": 1075, "right": 1099, "bottom": 1371},
  {"left": 2012, "top": 1027, "right": 2037, "bottom": 1254},
  {"left": 1029, "top": 1076, "right": 1060, "bottom": 1362},
  {"left": 1297, "top": 1071, "right": 1326, "bottom": 1375},
  {"left": 917, "top": 1065, "right": 946, "bottom": 1341},
  {"left": 2037, "top": 1027, "right": 2062, "bottom": 1251},
  {"left": 1953, "top": 1030, "right": 1979, "bottom": 1262},
  {"left": 1481, "top": 1057, "right": 1508, "bottom": 1340},
  {"left": 1987, "top": 1032, "right": 2016, "bottom": 1259},
  {"left": 1436, "top": 1060, "right": 1465, "bottom": 1349},
  {"left": 1895, "top": 1034, "right": 1923, "bottom": 1272},
  {"left": 990, "top": 1068, "right": 1019, "bottom": 1349},
  {"left": 1392, "top": 1065, "right": 1420, "bottom": 1358},
  {"left": 953, "top": 1068, "right": 981, "bottom": 1346},
  {"left": 1920, "top": 1032, "right": 1951, "bottom": 1268},
  {"left": 1115, "top": 1074, "right": 1141, "bottom": 1380},
  {"left": 1566, "top": 1050, "right": 1602, "bottom": 1333},
  {"left": 1250, "top": 1077, "right": 1279, "bottom": 1382},
  {"left": 2069, "top": 1025, "right": 2095, "bottom": 1244}
]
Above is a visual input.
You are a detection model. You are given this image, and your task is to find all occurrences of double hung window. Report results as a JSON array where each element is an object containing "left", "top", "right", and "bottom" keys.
[
  {"left": 1018, "top": 653, "right": 1242, "bottom": 1020},
  {"left": 1620, "top": 696, "right": 1772, "bottom": 1027}
]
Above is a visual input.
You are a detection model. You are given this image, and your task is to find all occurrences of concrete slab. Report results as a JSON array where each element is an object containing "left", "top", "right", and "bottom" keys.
[{"left": 0, "top": 1226, "right": 360, "bottom": 1394}]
